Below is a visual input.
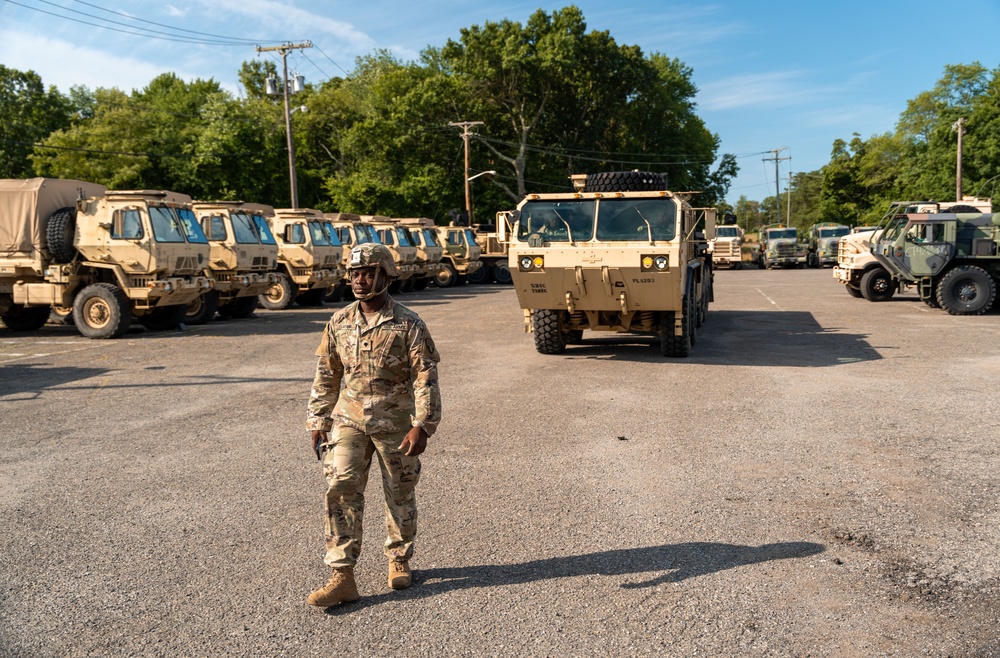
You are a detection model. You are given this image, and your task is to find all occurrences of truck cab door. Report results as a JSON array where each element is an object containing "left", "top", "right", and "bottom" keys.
[{"left": 889, "top": 219, "right": 955, "bottom": 277}]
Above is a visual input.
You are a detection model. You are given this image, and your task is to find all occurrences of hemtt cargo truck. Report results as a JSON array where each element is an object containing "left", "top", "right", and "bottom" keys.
[
  {"left": 871, "top": 198, "right": 998, "bottom": 314},
  {"left": 1, "top": 178, "right": 213, "bottom": 338},
  {"left": 502, "top": 171, "right": 715, "bottom": 357}
]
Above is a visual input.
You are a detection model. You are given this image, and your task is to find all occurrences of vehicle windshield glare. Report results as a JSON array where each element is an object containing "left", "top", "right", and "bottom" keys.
[
  {"left": 250, "top": 214, "right": 277, "bottom": 244},
  {"left": 308, "top": 221, "right": 330, "bottom": 246},
  {"left": 716, "top": 226, "right": 739, "bottom": 238},
  {"left": 819, "top": 227, "right": 850, "bottom": 239},
  {"left": 231, "top": 212, "right": 260, "bottom": 244},
  {"left": 320, "top": 222, "right": 343, "bottom": 246},
  {"left": 365, "top": 225, "right": 382, "bottom": 244},
  {"left": 176, "top": 208, "right": 208, "bottom": 243},
  {"left": 597, "top": 198, "right": 676, "bottom": 242},
  {"left": 880, "top": 217, "right": 908, "bottom": 244},
  {"left": 421, "top": 228, "right": 440, "bottom": 246},
  {"left": 518, "top": 200, "right": 596, "bottom": 242},
  {"left": 396, "top": 227, "right": 414, "bottom": 246},
  {"left": 149, "top": 206, "right": 187, "bottom": 243}
]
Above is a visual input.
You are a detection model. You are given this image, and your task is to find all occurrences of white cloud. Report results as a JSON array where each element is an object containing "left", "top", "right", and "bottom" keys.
[
  {"left": 700, "top": 70, "right": 825, "bottom": 111},
  {"left": 209, "top": 0, "right": 375, "bottom": 51},
  {"left": 0, "top": 30, "right": 200, "bottom": 93},
  {"left": 165, "top": 4, "right": 186, "bottom": 18}
]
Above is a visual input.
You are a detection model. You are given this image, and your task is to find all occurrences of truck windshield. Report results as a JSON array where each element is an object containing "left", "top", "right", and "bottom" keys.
[
  {"left": 308, "top": 221, "right": 330, "bottom": 246},
  {"left": 320, "top": 222, "right": 343, "bottom": 246},
  {"left": 175, "top": 208, "right": 209, "bottom": 243},
  {"left": 250, "top": 214, "right": 277, "bottom": 244},
  {"left": 365, "top": 225, "right": 382, "bottom": 243},
  {"left": 518, "top": 200, "right": 596, "bottom": 242},
  {"left": 464, "top": 229, "right": 477, "bottom": 246},
  {"left": 396, "top": 227, "right": 415, "bottom": 246},
  {"left": 818, "top": 227, "right": 850, "bottom": 239},
  {"left": 597, "top": 198, "right": 676, "bottom": 242},
  {"left": 767, "top": 229, "right": 797, "bottom": 240},
  {"left": 422, "top": 228, "right": 440, "bottom": 246},
  {"left": 352, "top": 226, "right": 371, "bottom": 244},
  {"left": 879, "top": 216, "right": 909, "bottom": 244},
  {"left": 231, "top": 212, "right": 260, "bottom": 244},
  {"left": 716, "top": 226, "right": 739, "bottom": 238},
  {"left": 149, "top": 206, "right": 186, "bottom": 243}
]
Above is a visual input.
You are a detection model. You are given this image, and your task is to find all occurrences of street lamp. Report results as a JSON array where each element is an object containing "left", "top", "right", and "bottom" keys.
[{"left": 465, "top": 170, "right": 496, "bottom": 225}]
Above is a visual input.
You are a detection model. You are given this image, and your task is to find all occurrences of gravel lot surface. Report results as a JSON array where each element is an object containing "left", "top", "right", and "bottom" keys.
[{"left": 1, "top": 268, "right": 999, "bottom": 657}]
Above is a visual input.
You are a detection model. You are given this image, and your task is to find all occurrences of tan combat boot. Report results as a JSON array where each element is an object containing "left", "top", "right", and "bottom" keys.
[
  {"left": 388, "top": 560, "right": 411, "bottom": 590},
  {"left": 307, "top": 567, "right": 360, "bottom": 607}
]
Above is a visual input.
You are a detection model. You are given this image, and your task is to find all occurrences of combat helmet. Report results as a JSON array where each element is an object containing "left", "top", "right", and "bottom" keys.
[{"left": 347, "top": 243, "right": 399, "bottom": 277}]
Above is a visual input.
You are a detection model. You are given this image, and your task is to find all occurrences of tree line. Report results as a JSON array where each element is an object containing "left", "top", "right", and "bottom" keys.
[
  {"left": 0, "top": 6, "right": 735, "bottom": 225},
  {"left": 3, "top": 5, "right": 996, "bottom": 229},
  {"left": 731, "top": 63, "right": 1000, "bottom": 233}
]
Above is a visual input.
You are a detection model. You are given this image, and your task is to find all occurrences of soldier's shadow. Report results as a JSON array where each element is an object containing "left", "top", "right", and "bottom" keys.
[{"left": 324, "top": 540, "right": 825, "bottom": 614}]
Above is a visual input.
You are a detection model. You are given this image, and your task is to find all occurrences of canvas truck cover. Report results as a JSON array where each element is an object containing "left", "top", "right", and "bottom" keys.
[{"left": 0, "top": 178, "right": 107, "bottom": 258}]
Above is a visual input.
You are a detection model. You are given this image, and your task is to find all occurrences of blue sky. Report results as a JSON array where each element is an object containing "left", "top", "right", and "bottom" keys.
[{"left": 2, "top": 0, "right": 999, "bottom": 205}]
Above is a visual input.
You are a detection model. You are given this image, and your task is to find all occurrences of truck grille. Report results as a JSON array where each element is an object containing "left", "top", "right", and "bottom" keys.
[
  {"left": 174, "top": 256, "right": 199, "bottom": 273},
  {"left": 251, "top": 256, "right": 270, "bottom": 270}
]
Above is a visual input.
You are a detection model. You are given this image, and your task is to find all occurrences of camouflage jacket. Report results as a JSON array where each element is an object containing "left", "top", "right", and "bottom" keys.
[{"left": 307, "top": 297, "right": 441, "bottom": 436}]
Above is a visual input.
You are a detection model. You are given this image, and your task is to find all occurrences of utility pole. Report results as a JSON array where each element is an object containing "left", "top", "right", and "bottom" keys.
[
  {"left": 256, "top": 41, "right": 312, "bottom": 208},
  {"left": 763, "top": 147, "right": 791, "bottom": 224},
  {"left": 787, "top": 168, "right": 793, "bottom": 226},
  {"left": 449, "top": 121, "right": 484, "bottom": 224},
  {"left": 952, "top": 117, "right": 965, "bottom": 201}
]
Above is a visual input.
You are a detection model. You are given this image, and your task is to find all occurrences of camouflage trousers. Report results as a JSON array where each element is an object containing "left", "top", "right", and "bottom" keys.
[{"left": 321, "top": 425, "right": 421, "bottom": 568}]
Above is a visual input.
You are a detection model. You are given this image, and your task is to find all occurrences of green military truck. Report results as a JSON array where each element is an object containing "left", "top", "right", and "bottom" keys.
[
  {"left": 757, "top": 224, "right": 800, "bottom": 269},
  {"left": 806, "top": 222, "right": 850, "bottom": 268},
  {"left": 871, "top": 198, "right": 997, "bottom": 314},
  {"left": 502, "top": 171, "right": 715, "bottom": 357},
  {"left": 1, "top": 178, "right": 214, "bottom": 338}
]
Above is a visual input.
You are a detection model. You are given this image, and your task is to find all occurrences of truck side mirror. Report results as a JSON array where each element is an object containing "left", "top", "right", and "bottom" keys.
[{"left": 98, "top": 222, "right": 112, "bottom": 231}]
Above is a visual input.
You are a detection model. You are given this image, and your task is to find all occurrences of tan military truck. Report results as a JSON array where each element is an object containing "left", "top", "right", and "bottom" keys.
[
  {"left": 251, "top": 205, "right": 342, "bottom": 310},
  {"left": 325, "top": 213, "right": 379, "bottom": 301},
  {"left": 1, "top": 178, "right": 214, "bottom": 338},
  {"left": 399, "top": 217, "right": 444, "bottom": 291},
  {"left": 501, "top": 171, "right": 715, "bottom": 357},
  {"left": 365, "top": 215, "right": 419, "bottom": 293},
  {"left": 434, "top": 225, "right": 483, "bottom": 287},
  {"left": 189, "top": 201, "right": 280, "bottom": 321},
  {"left": 709, "top": 223, "right": 744, "bottom": 269},
  {"left": 467, "top": 211, "right": 514, "bottom": 284}
]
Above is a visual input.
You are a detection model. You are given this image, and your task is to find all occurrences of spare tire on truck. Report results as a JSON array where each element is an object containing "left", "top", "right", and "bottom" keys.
[
  {"left": 46, "top": 207, "right": 78, "bottom": 264},
  {"left": 583, "top": 171, "right": 667, "bottom": 193}
]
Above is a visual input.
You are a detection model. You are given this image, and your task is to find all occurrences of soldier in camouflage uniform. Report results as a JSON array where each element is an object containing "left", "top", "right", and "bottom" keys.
[{"left": 306, "top": 243, "right": 441, "bottom": 608}]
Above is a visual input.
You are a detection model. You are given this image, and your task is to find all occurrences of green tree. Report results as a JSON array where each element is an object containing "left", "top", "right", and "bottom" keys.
[{"left": 0, "top": 65, "right": 72, "bottom": 178}]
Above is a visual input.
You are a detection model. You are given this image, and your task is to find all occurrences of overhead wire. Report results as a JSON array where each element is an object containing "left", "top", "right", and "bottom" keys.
[{"left": 3, "top": 0, "right": 280, "bottom": 46}]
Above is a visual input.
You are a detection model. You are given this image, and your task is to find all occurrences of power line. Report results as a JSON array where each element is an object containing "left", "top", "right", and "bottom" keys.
[
  {"left": 65, "top": 0, "right": 282, "bottom": 44},
  {"left": 3, "top": 0, "right": 282, "bottom": 46},
  {"left": 313, "top": 44, "right": 352, "bottom": 78}
]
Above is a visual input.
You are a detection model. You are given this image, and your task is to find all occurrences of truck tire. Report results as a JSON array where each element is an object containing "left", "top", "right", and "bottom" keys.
[
  {"left": 138, "top": 304, "right": 186, "bottom": 331},
  {"left": 412, "top": 277, "right": 429, "bottom": 291},
  {"left": 659, "top": 303, "right": 691, "bottom": 358},
  {"left": 322, "top": 282, "right": 345, "bottom": 303},
  {"left": 1, "top": 304, "right": 50, "bottom": 332},
  {"left": 583, "top": 171, "right": 667, "bottom": 193},
  {"left": 259, "top": 273, "right": 294, "bottom": 310},
  {"left": 184, "top": 291, "right": 219, "bottom": 325},
  {"left": 49, "top": 306, "right": 74, "bottom": 325},
  {"left": 846, "top": 285, "right": 863, "bottom": 298},
  {"left": 73, "top": 283, "right": 131, "bottom": 339},
  {"left": 532, "top": 309, "right": 567, "bottom": 354},
  {"left": 46, "top": 207, "right": 77, "bottom": 264},
  {"left": 435, "top": 264, "right": 457, "bottom": 287},
  {"left": 860, "top": 267, "right": 896, "bottom": 302},
  {"left": 217, "top": 296, "right": 258, "bottom": 320},
  {"left": 936, "top": 265, "right": 996, "bottom": 315},
  {"left": 467, "top": 262, "right": 490, "bottom": 284},
  {"left": 494, "top": 260, "right": 513, "bottom": 284}
]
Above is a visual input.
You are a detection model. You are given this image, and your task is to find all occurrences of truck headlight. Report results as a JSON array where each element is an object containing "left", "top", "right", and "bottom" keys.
[{"left": 520, "top": 256, "right": 541, "bottom": 271}]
